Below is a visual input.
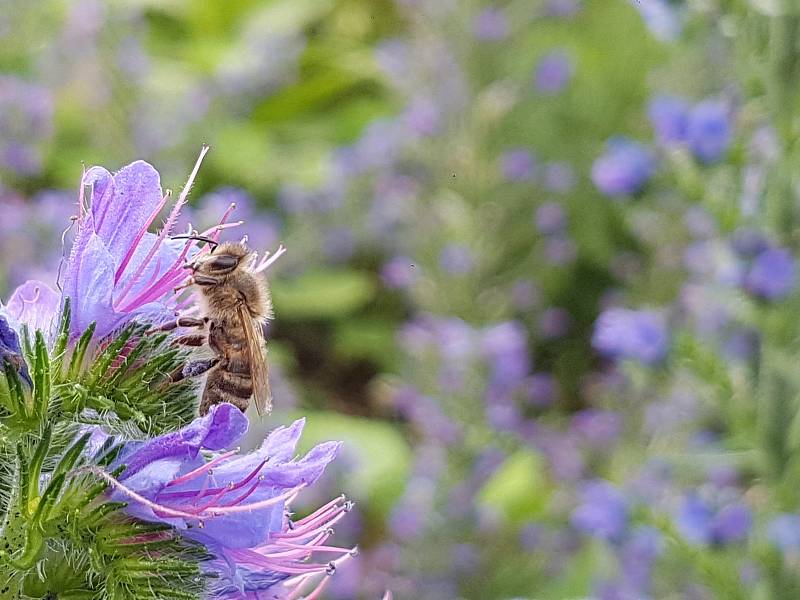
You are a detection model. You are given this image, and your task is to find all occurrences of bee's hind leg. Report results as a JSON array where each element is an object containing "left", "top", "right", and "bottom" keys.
[{"left": 166, "top": 357, "right": 219, "bottom": 384}]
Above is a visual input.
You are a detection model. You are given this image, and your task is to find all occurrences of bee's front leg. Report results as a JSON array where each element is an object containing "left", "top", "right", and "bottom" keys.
[{"left": 148, "top": 316, "right": 209, "bottom": 334}]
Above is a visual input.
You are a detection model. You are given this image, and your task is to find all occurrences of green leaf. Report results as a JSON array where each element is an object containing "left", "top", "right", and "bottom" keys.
[
  {"left": 478, "top": 450, "right": 551, "bottom": 524},
  {"left": 271, "top": 269, "right": 376, "bottom": 319}
]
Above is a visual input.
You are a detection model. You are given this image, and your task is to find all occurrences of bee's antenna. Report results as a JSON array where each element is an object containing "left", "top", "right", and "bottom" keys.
[{"left": 171, "top": 234, "right": 220, "bottom": 249}]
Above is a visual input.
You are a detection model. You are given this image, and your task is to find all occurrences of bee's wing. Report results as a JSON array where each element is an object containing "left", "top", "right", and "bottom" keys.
[{"left": 238, "top": 303, "right": 272, "bottom": 415}]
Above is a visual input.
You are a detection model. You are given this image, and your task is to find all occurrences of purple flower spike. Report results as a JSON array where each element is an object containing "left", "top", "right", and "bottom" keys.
[
  {"left": 648, "top": 94, "right": 689, "bottom": 146},
  {"left": 500, "top": 148, "right": 537, "bottom": 182},
  {"left": 686, "top": 100, "right": 732, "bottom": 164},
  {"left": 591, "top": 137, "right": 656, "bottom": 198},
  {"left": 473, "top": 8, "right": 510, "bottom": 41},
  {"left": 592, "top": 308, "right": 669, "bottom": 365},
  {"left": 534, "top": 50, "right": 574, "bottom": 94},
  {"left": 571, "top": 479, "right": 629, "bottom": 541},
  {"left": 87, "top": 405, "right": 349, "bottom": 598},
  {"left": 745, "top": 247, "right": 796, "bottom": 301},
  {"left": 676, "top": 495, "right": 752, "bottom": 546}
]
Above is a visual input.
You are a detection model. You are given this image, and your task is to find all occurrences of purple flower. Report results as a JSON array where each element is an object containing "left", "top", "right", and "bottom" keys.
[
  {"left": 534, "top": 50, "right": 574, "bottom": 94},
  {"left": 0, "top": 77, "right": 53, "bottom": 176},
  {"left": 632, "top": 0, "right": 682, "bottom": 41},
  {"left": 481, "top": 321, "right": 531, "bottom": 388},
  {"left": 439, "top": 244, "right": 475, "bottom": 275},
  {"left": 648, "top": 94, "right": 689, "bottom": 146},
  {"left": 381, "top": 256, "right": 418, "bottom": 289},
  {"left": 5, "top": 149, "right": 237, "bottom": 341},
  {"left": 676, "top": 495, "right": 752, "bottom": 546},
  {"left": 539, "top": 307, "right": 571, "bottom": 339},
  {"left": 0, "top": 311, "right": 31, "bottom": 385},
  {"left": 545, "top": 0, "right": 582, "bottom": 17},
  {"left": 592, "top": 308, "right": 669, "bottom": 365},
  {"left": 745, "top": 247, "right": 796, "bottom": 300},
  {"left": 535, "top": 202, "right": 568, "bottom": 235},
  {"left": 500, "top": 148, "right": 537, "bottom": 182},
  {"left": 88, "top": 403, "right": 351, "bottom": 598},
  {"left": 545, "top": 237, "right": 577, "bottom": 265},
  {"left": 768, "top": 514, "right": 800, "bottom": 554},
  {"left": 571, "top": 480, "right": 629, "bottom": 541},
  {"left": 473, "top": 8, "right": 510, "bottom": 41},
  {"left": 571, "top": 409, "right": 622, "bottom": 448},
  {"left": 591, "top": 137, "right": 656, "bottom": 198},
  {"left": 686, "top": 100, "right": 733, "bottom": 164},
  {"left": 403, "top": 96, "right": 441, "bottom": 137},
  {"left": 525, "top": 373, "right": 558, "bottom": 407}
]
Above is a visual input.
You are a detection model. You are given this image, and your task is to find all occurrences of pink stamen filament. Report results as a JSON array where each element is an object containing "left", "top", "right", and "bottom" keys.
[
  {"left": 159, "top": 459, "right": 268, "bottom": 504},
  {"left": 115, "top": 190, "right": 172, "bottom": 283},
  {"left": 255, "top": 245, "right": 287, "bottom": 274},
  {"left": 114, "top": 146, "right": 209, "bottom": 307},
  {"left": 204, "top": 484, "right": 304, "bottom": 516},
  {"left": 117, "top": 220, "right": 244, "bottom": 313},
  {"left": 292, "top": 495, "right": 346, "bottom": 527},
  {"left": 165, "top": 450, "right": 238, "bottom": 487},
  {"left": 272, "top": 510, "right": 349, "bottom": 542},
  {"left": 274, "top": 504, "right": 348, "bottom": 540}
]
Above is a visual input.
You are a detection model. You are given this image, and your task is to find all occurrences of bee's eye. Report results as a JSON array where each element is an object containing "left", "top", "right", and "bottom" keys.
[{"left": 204, "top": 254, "right": 239, "bottom": 273}]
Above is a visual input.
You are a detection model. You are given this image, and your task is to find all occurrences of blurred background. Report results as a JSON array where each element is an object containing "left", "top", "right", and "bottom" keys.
[{"left": 6, "top": 0, "right": 800, "bottom": 598}]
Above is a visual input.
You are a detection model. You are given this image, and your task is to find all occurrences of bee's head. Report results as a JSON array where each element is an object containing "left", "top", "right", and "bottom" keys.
[{"left": 187, "top": 241, "right": 252, "bottom": 279}]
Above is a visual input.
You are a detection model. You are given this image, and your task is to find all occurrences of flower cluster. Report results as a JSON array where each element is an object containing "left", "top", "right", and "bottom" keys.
[{"left": 0, "top": 154, "right": 355, "bottom": 599}]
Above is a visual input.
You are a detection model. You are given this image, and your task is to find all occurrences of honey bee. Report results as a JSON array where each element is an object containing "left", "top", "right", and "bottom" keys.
[{"left": 155, "top": 239, "right": 273, "bottom": 415}]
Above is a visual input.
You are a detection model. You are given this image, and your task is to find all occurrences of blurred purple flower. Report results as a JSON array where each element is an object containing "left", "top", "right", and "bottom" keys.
[
  {"left": 686, "top": 100, "right": 733, "bottom": 164},
  {"left": 323, "top": 227, "right": 356, "bottom": 262},
  {"left": 745, "top": 247, "right": 796, "bottom": 300},
  {"left": 381, "top": 256, "right": 417, "bottom": 289},
  {"left": 724, "top": 328, "right": 760, "bottom": 361},
  {"left": 500, "top": 148, "right": 537, "bottom": 182},
  {"left": 632, "top": 0, "right": 682, "bottom": 41},
  {"left": 676, "top": 495, "right": 752, "bottom": 546},
  {"left": 403, "top": 96, "right": 441, "bottom": 137},
  {"left": 648, "top": 94, "right": 689, "bottom": 146},
  {"left": 592, "top": 308, "right": 669, "bottom": 365},
  {"left": 571, "top": 409, "right": 622, "bottom": 448},
  {"left": 534, "top": 50, "right": 574, "bottom": 94},
  {"left": 525, "top": 373, "right": 558, "bottom": 407},
  {"left": 620, "top": 526, "right": 663, "bottom": 591},
  {"left": 543, "top": 161, "right": 577, "bottom": 193},
  {"left": 482, "top": 321, "right": 531, "bottom": 387},
  {"left": 0, "top": 77, "right": 53, "bottom": 176},
  {"left": 89, "top": 404, "right": 349, "bottom": 598},
  {"left": 571, "top": 480, "right": 630, "bottom": 541},
  {"left": 545, "top": 237, "right": 578, "bottom": 265},
  {"left": 591, "top": 137, "right": 656, "bottom": 198},
  {"left": 473, "top": 8, "right": 510, "bottom": 41},
  {"left": 511, "top": 279, "right": 541, "bottom": 310},
  {"left": 540, "top": 307, "right": 571, "bottom": 339},
  {"left": 768, "top": 514, "right": 800, "bottom": 554},
  {"left": 545, "top": 0, "right": 583, "bottom": 17},
  {"left": 535, "top": 202, "right": 568, "bottom": 235},
  {"left": 683, "top": 205, "right": 716, "bottom": 238},
  {"left": 730, "top": 228, "right": 769, "bottom": 259},
  {"left": 439, "top": 244, "right": 475, "bottom": 275}
]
